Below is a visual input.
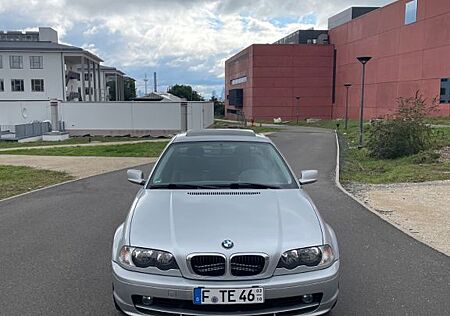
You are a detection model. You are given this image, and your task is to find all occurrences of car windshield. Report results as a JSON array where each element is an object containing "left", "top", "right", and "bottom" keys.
[{"left": 148, "top": 141, "right": 298, "bottom": 189}]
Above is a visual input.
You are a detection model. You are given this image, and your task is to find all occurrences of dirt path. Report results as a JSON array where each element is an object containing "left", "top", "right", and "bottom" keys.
[
  {"left": 348, "top": 181, "right": 450, "bottom": 256},
  {"left": 0, "top": 155, "right": 156, "bottom": 179}
]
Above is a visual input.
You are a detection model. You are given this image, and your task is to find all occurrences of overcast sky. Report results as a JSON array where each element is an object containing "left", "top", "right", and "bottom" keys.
[{"left": 0, "top": 0, "right": 393, "bottom": 98}]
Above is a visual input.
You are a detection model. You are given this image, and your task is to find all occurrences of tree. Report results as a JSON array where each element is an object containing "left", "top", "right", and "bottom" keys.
[
  {"left": 124, "top": 77, "right": 136, "bottom": 101},
  {"left": 210, "top": 95, "right": 225, "bottom": 118},
  {"left": 167, "top": 84, "right": 204, "bottom": 101}
]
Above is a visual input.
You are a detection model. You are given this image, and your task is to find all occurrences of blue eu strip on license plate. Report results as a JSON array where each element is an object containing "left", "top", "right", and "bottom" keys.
[
  {"left": 193, "top": 288, "right": 202, "bottom": 305},
  {"left": 193, "top": 287, "right": 264, "bottom": 305}
]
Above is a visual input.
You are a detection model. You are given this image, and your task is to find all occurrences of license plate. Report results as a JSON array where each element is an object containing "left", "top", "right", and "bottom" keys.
[{"left": 193, "top": 287, "right": 264, "bottom": 305}]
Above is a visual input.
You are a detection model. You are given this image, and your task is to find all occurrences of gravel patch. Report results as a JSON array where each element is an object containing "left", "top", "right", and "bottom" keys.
[
  {"left": 0, "top": 155, "right": 156, "bottom": 179},
  {"left": 346, "top": 181, "right": 450, "bottom": 256}
]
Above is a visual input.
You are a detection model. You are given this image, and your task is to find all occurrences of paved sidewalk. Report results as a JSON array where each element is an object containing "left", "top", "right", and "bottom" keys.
[{"left": 0, "top": 155, "right": 156, "bottom": 179}]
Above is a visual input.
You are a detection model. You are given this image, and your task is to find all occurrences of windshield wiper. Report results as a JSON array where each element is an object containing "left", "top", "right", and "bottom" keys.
[
  {"left": 220, "top": 183, "right": 281, "bottom": 189},
  {"left": 148, "top": 183, "right": 222, "bottom": 189}
]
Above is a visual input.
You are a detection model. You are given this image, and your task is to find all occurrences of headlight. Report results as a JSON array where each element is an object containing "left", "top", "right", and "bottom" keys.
[
  {"left": 118, "top": 246, "right": 178, "bottom": 271},
  {"left": 277, "top": 245, "right": 334, "bottom": 270}
]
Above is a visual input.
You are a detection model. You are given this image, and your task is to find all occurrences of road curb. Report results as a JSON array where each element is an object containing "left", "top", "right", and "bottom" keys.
[{"left": 333, "top": 131, "right": 447, "bottom": 256}]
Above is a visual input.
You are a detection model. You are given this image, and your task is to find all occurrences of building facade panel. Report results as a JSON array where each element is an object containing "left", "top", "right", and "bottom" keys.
[
  {"left": 378, "top": 1, "right": 404, "bottom": 32},
  {"left": 376, "top": 55, "right": 400, "bottom": 83}
]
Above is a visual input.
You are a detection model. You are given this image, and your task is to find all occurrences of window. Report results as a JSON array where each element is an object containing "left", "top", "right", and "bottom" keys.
[
  {"left": 231, "top": 76, "right": 247, "bottom": 85},
  {"left": 31, "top": 79, "right": 44, "bottom": 92},
  {"left": 85, "top": 87, "right": 93, "bottom": 95},
  {"left": 0, "top": 79, "right": 4, "bottom": 92},
  {"left": 84, "top": 73, "right": 93, "bottom": 81},
  {"left": 440, "top": 78, "right": 450, "bottom": 103},
  {"left": 405, "top": 0, "right": 418, "bottom": 25},
  {"left": 148, "top": 142, "right": 298, "bottom": 189},
  {"left": 11, "top": 79, "right": 24, "bottom": 92},
  {"left": 9, "top": 55, "right": 23, "bottom": 69},
  {"left": 229, "top": 89, "right": 244, "bottom": 107},
  {"left": 30, "top": 56, "right": 43, "bottom": 69}
]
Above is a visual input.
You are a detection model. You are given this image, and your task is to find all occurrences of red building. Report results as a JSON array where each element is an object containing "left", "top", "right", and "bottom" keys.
[{"left": 225, "top": 0, "right": 450, "bottom": 121}]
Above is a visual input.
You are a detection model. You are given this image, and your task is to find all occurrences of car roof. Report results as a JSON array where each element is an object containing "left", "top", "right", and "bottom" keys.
[{"left": 172, "top": 129, "right": 271, "bottom": 143}]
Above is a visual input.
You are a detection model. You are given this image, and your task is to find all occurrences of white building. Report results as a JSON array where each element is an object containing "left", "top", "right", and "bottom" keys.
[{"left": 0, "top": 27, "right": 132, "bottom": 102}]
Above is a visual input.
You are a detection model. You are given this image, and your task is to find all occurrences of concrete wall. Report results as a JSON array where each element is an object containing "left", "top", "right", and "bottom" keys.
[
  {"left": 225, "top": 44, "right": 334, "bottom": 121},
  {"left": 202, "top": 102, "right": 214, "bottom": 127},
  {"left": 0, "top": 100, "right": 214, "bottom": 136},
  {"left": 0, "top": 52, "right": 64, "bottom": 100},
  {"left": 62, "top": 102, "right": 181, "bottom": 133},
  {"left": 0, "top": 101, "right": 50, "bottom": 125},
  {"left": 330, "top": 0, "right": 450, "bottom": 119}
]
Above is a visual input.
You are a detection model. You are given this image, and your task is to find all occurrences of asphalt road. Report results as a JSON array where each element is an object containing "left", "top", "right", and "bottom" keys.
[{"left": 0, "top": 127, "right": 449, "bottom": 315}]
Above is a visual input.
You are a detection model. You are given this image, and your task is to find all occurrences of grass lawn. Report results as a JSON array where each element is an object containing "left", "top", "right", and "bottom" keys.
[
  {"left": 212, "top": 120, "right": 280, "bottom": 133},
  {"left": 0, "top": 136, "right": 164, "bottom": 149},
  {"left": 0, "top": 142, "right": 169, "bottom": 157},
  {"left": 293, "top": 119, "right": 450, "bottom": 184},
  {"left": 0, "top": 165, "right": 73, "bottom": 200}
]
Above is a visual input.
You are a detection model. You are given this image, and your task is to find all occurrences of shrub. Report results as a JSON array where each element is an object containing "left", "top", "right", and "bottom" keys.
[
  {"left": 411, "top": 150, "right": 440, "bottom": 164},
  {"left": 367, "top": 92, "right": 438, "bottom": 159}
]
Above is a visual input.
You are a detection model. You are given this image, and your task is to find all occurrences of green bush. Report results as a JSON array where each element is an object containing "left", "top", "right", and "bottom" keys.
[{"left": 367, "top": 92, "right": 438, "bottom": 159}]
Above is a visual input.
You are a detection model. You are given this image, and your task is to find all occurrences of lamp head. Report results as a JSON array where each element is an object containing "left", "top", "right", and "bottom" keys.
[
  {"left": 344, "top": 83, "right": 352, "bottom": 88},
  {"left": 357, "top": 56, "right": 372, "bottom": 64}
]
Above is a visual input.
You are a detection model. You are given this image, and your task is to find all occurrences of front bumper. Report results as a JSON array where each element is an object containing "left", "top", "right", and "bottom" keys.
[{"left": 112, "top": 260, "right": 339, "bottom": 316}]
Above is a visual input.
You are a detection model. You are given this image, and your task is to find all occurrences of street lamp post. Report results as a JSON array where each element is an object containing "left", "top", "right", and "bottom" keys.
[
  {"left": 344, "top": 84, "right": 352, "bottom": 130},
  {"left": 295, "top": 96, "right": 300, "bottom": 124},
  {"left": 356, "top": 56, "right": 372, "bottom": 147}
]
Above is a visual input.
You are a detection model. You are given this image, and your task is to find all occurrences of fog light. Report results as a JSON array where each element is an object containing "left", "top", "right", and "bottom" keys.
[
  {"left": 301, "top": 294, "right": 314, "bottom": 304},
  {"left": 142, "top": 296, "right": 153, "bottom": 306}
]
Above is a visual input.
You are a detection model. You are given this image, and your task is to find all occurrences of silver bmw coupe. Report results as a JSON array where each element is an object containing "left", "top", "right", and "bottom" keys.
[{"left": 112, "top": 129, "right": 339, "bottom": 316}]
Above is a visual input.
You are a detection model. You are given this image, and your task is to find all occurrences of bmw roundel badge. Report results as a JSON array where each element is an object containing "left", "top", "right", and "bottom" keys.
[{"left": 222, "top": 239, "right": 234, "bottom": 249}]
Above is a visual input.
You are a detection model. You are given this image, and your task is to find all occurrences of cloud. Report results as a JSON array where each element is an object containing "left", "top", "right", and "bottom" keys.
[{"left": 0, "top": 0, "right": 395, "bottom": 97}]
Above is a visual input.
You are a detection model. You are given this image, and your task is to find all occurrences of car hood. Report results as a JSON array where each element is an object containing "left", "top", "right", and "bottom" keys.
[{"left": 129, "top": 189, "right": 323, "bottom": 256}]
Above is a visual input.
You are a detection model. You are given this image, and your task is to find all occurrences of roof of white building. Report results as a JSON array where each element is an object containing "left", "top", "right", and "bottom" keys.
[
  {"left": 100, "top": 65, "right": 125, "bottom": 76},
  {"left": 0, "top": 41, "right": 103, "bottom": 62}
]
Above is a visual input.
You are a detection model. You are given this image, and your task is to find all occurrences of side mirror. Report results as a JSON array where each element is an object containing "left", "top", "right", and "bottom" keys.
[
  {"left": 299, "top": 170, "right": 318, "bottom": 185},
  {"left": 127, "top": 169, "right": 145, "bottom": 185}
]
